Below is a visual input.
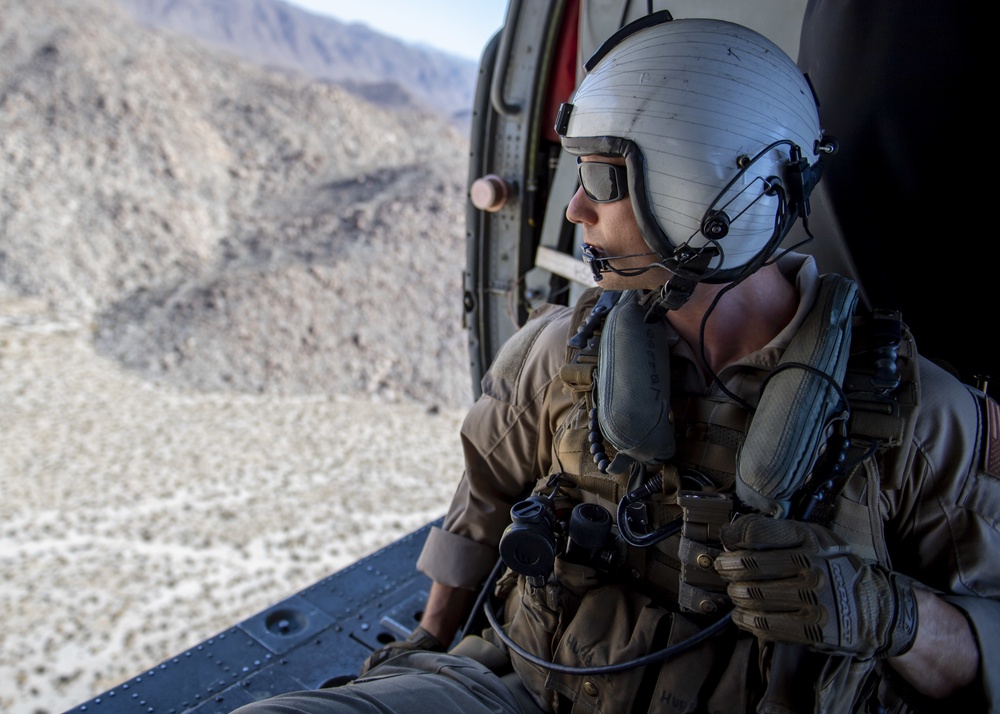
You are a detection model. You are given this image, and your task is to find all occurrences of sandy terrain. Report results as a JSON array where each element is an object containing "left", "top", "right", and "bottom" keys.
[{"left": 0, "top": 299, "right": 469, "bottom": 713}]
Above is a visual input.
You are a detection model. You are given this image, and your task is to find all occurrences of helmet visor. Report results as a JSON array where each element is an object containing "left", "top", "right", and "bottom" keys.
[{"left": 577, "top": 159, "right": 629, "bottom": 203}]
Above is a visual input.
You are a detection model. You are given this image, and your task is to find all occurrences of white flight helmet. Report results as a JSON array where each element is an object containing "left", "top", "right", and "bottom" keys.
[{"left": 556, "top": 13, "right": 831, "bottom": 287}]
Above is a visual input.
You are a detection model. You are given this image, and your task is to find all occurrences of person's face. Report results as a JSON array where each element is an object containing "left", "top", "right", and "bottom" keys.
[{"left": 566, "top": 156, "right": 671, "bottom": 291}]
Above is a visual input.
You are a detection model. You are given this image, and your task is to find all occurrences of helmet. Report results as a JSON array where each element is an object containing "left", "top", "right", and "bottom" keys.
[{"left": 556, "top": 13, "right": 828, "bottom": 284}]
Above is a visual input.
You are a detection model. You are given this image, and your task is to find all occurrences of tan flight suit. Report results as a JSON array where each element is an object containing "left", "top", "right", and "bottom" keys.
[{"left": 418, "top": 254, "right": 1000, "bottom": 712}]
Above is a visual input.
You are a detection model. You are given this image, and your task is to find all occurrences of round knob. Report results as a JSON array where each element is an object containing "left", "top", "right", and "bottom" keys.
[
  {"left": 569, "top": 503, "right": 612, "bottom": 551},
  {"left": 470, "top": 174, "right": 510, "bottom": 212}
]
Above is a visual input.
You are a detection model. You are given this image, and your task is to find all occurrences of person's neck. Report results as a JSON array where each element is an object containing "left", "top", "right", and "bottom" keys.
[{"left": 666, "top": 263, "right": 798, "bottom": 376}]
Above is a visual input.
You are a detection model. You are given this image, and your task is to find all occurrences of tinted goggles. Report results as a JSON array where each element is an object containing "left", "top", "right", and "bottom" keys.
[{"left": 577, "top": 159, "right": 629, "bottom": 203}]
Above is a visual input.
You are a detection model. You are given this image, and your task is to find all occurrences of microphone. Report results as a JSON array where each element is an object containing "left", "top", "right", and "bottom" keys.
[
  {"left": 581, "top": 244, "right": 666, "bottom": 282},
  {"left": 581, "top": 244, "right": 608, "bottom": 282}
]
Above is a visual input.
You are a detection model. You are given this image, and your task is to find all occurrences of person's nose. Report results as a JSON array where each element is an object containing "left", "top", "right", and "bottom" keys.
[{"left": 566, "top": 185, "right": 596, "bottom": 225}]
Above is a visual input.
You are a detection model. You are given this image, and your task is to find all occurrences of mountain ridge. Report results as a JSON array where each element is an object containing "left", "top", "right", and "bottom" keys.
[{"left": 113, "top": 0, "right": 481, "bottom": 124}]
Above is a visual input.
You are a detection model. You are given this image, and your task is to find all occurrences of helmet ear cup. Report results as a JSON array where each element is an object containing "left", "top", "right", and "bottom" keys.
[{"left": 701, "top": 210, "right": 731, "bottom": 240}]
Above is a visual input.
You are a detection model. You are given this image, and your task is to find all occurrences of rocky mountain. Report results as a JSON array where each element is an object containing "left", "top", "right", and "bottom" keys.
[
  {"left": 113, "top": 0, "right": 480, "bottom": 125},
  {"left": 0, "top": 0, "right": 475, "bottom": 408}
]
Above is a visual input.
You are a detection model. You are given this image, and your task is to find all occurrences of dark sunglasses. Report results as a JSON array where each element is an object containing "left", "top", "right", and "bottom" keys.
[{"left": 577, "top": 159, "right": 629, "bottom": 203}]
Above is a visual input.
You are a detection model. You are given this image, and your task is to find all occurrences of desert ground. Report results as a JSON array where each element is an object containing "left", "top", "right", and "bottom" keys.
[{"left": 0, "top": 298, "right": 469, "bottom": 713}]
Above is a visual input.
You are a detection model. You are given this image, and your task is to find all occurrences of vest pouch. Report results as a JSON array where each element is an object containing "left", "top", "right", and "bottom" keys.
[
  {"left": 491, "top": 559, "right": 601, "bottom": 712},
  {"left": 496, "top": 556, "right": 673, "bottom": 714},
  {"left": 649, "top": 614, "right": 756, "bottom": 714},
  {"left": 545, "top": 559, "right": 672, "bottom": 714}
]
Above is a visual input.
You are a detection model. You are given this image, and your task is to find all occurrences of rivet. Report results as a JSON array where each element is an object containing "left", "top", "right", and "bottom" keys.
[
  {"left": 700, "top": 599, "right": 718, "bottom": 614},
  {"left": 583, "top": 681, "right": 599, "bottom": 697},
  {"left": 696, "top": 554, "right": 714, "bottom": 569}
]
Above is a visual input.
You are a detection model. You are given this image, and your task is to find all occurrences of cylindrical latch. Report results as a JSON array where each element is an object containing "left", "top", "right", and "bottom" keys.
[{"left": 470, "top": 174, "right": 511, "bottom": 212}]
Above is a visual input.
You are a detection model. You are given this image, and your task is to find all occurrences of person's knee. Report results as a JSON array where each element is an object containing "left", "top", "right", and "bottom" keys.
[
  {"left": 228, "top": 652, "right": 527, "bottom": 714},
  {"left": 229, "top": 689, "right": 367, "bottom": 714}
]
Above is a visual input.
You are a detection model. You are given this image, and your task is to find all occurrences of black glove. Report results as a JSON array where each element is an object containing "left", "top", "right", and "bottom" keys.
[
  {"left": 714, "top": 514, "right": 918, "bottom": 659},
  {"left": 359, "top": 626, "right": 446, "bottom": 676}
]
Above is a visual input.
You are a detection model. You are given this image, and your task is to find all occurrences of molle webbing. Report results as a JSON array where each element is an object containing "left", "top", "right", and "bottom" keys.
[
  {"left": 560, "top": 287, "right": 610, "bottom": 396},
  {"left": 571, "top": 468, "right": 625, "bottom": 505},
  {"left": 671, "top": 394, "right": 753, "bottom": 490},
  {"left": 560, "top": 461, "right": 684, "bottom": 529}
]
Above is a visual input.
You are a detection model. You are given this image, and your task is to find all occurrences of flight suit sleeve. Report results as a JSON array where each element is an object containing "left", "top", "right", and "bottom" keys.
[
  {"left": 882, "top": 357, "right": 1000, "bottom": 708},
  {"left": 417, "top": 302, "right": 578, "bottom": 590}
]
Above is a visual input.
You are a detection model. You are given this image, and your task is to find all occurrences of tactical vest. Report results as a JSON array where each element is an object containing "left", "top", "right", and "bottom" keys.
[{"left": 487, "top": 279, "right": 920, "bottom": 714}]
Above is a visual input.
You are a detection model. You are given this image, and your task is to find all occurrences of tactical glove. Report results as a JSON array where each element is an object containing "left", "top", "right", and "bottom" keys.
[
  {"left": 714, "top": 514, "right": 918, "bottom": 659},
  {"left": 358, "top": 626, "right": 446, "bottom": 676}
]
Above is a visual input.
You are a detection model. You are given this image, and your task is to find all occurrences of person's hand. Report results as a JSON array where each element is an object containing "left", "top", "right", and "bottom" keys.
[
  {"left": 358, "top": 626, "right": 446, "bottom": 676},
  {"left": 714, "top": 514, "right": 919, "bottom": 659}
]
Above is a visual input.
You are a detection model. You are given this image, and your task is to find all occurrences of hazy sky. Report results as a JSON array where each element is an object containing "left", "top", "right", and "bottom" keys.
[{"left": 284, "top": 0, "right": 510, "bottom": 60}]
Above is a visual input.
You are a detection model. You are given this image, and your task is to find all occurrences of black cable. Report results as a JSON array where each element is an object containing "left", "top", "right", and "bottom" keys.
[
  {"left": 484, "top": 592, "right": 732, "bottom": 676},
  {"left": 615, "top": 472, "right": 683, "bottom": 547},
  {"left": 695, "top": 181, "right": 792, "bottom": 412},
  {"left": 458, "top": 557, "right": 507, "bottom": 641},
  {"left": 765, "top": 215, "right": 816, "bottom": 268},
  {"left": 758, "top": 361, "right": 850, "bottom": 415}
]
